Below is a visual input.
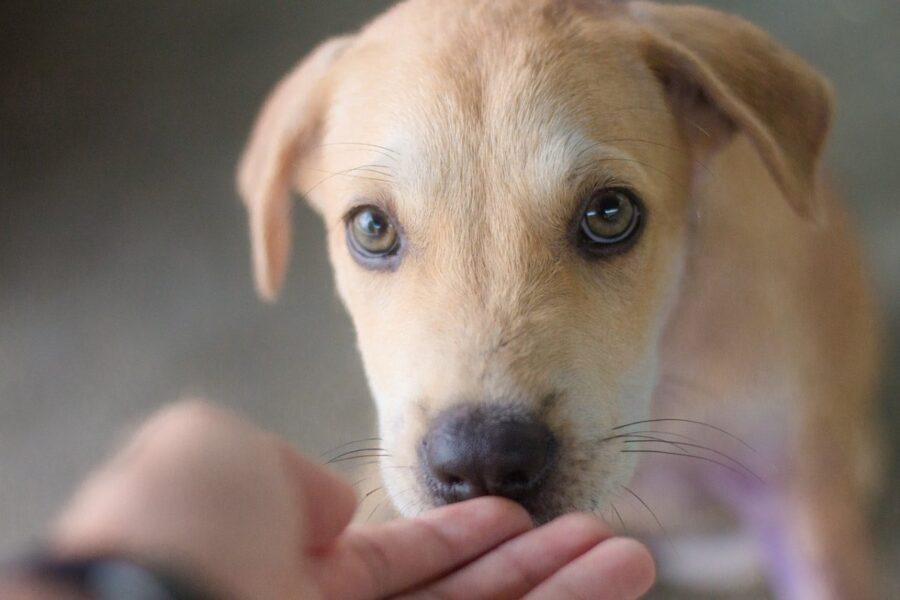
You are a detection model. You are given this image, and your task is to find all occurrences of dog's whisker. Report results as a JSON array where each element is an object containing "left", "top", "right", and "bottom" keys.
[
  {"left": 327, "top": 450, "right": 390, "bottom": 458},
  {"left": 361, "top": 485, "right": 384, "bottom": 501},
  {"left": 599, "top": 428, "right": 763, "bottom": 480},
  {"left": 324, "top": 447, "right": 391, "bottom": 464},
  {"left": 317, "top": 163, "right": 395, "bottom": 177},
  {"left": 304, "top": 165, "right": 394, "bottom": 180},
  {"left": 610, "top": 502, "right": 628, "bottom": 535},
  {"left": 326, "top": 453, "right": 391, "bottom": 465},
  {"left": 621, "top": 449, "right": 763, "bottom": 484},
  {"left": 624, "top": 429, "right": 702, "bottom": 444},
  {"left": 367, "top": 486, "right": 414, "bottom": 523},
  {"left": 595, "top": 432, "right": 689, "bottom": 452},
  {"left": 311, "top": 148, "right": 397, "bottom": 164},
  {"left": 618, "top": 433, "right": 690, "bottom": 453},
  {"left": 304, "top": 162, "right": 394, "bottom": 175},
  {"left": 591, "top": 429, "right": 704, "bottom": 450},
  {"left": 622, "top": 485, "right": 668, "bottom": 540},
  {"left": 316, "top": 142, "right": 399, "bottom": 157},
  {"left": 621, "top": 438, "right": 761, "bottom": 482},
  {"left": 325, "top": 444, "right": 389, "bottom": 455},
  {"left": 366, "top": 492, "right": 393, "bottom": 523},
  {"left": 620, "top": 432, "right": 755, "bottom": 474},
  {"left": 319, "top": 436, "right": 384, "bottom": 458},
  {"left": 303, "top": 163, "right": 395, "bottom": 196},
  {"left": 612, "top": 418, "right": 758, "bottom": 454},
  {"left": 350, "top": 166, "right": 395, "bottom": 177},
  {"left": 303, "top": 170, "right": 394, "bottom": 186},
  {"left": 358, "top": 487, "right": 390, "bottom": 522}
]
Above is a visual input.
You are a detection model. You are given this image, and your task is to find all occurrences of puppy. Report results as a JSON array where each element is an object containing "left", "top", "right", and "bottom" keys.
[{"left": 238, "top": 1, "right": 880, "bottom": 597}]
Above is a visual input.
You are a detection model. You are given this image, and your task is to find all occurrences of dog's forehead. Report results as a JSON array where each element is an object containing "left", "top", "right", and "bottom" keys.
[
  {"left": 362, "top": 0, "right": 625, "bottom": 32},
  {"left": 323, "top": 4, "right": 668, "bottom": 217}
]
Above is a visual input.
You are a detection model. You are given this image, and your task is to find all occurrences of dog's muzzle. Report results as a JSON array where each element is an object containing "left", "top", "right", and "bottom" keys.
[{"left": 419, "top": 404, "right": 558, "bottom": 510}]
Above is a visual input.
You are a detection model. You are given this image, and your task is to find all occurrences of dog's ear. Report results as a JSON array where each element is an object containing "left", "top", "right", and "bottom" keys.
[
  {"left": 238, "top": 36, "right": 354, "bottom": 301},
  {"left": 628, "top": 2, "right": 833, "bottom": 218}
]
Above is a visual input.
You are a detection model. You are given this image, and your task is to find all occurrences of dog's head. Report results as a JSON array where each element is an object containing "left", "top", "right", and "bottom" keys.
[{"left": 239, "top": 0, "right": 831, "bottom": 521}]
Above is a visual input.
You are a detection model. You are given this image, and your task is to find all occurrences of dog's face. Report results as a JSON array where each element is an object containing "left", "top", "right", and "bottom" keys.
[
  {"left": 239, "top": 0, "right": 830, "bottom": 522},
  {"left": 317, "top": 18, "right": 691, "bottom": 519}
]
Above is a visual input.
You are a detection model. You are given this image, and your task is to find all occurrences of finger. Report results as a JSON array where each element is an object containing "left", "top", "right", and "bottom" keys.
[
  {"left": 400, "top": 513, "right": 614, "bottom": 599},
  {"left": 314, "top": 497, "right": 533, "bottom": 600},
  {"left": 524, "top": 537, "right": 655, "bottom": 600},
  {"left": 276, "top": 440, "right": 357, "bottom": 550},
  {"left": 51, "top": 401, "right": 310, "bottom": 600},
  {"left": 54, "top": 401, "right": 258, "bottom": 550}
]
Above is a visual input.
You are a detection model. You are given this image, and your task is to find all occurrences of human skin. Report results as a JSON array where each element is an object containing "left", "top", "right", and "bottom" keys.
[{"left": 20, "top": 401, "right": 655, "bottom": 599}]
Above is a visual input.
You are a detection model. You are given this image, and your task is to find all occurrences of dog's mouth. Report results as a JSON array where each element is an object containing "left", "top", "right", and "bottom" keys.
[{"left": 416, "top": 402, "right": 565, "bottom": 522}]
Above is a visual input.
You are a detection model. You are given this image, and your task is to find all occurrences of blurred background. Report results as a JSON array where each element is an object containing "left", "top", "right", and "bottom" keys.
[{"left": 1, "top": 0, "right": 897, "bottom": 597}]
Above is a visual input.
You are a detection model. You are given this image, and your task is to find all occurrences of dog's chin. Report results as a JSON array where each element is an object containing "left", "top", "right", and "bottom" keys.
[{"left": 524, "top": 505, "right": 571, "bottom": 526}]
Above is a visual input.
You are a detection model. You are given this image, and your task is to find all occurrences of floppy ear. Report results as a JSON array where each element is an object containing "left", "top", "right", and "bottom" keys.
[
  {"left": 628, "top": 2, "right": 833, "bottom": 218},
  {"left": 238, "top": 36, "right": 354, "bottom": 301}
]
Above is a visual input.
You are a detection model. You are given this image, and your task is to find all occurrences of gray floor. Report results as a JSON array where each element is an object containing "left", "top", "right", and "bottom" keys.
[{"left": 1, "top": 1, "right": 898, "bottom": 597}]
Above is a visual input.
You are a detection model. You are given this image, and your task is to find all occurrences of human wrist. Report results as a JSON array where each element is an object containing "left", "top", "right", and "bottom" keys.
[{"left": 4, "top": 551, "right": 220, "bottom": 600}]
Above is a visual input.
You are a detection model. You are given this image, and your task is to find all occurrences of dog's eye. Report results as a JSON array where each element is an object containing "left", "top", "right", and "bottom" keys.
[
  {"left": 347, "top": 206, "right": 400, "bottom": 259},
  {"left": 578, "top": 188, "right": 642, "bottom": 249}
]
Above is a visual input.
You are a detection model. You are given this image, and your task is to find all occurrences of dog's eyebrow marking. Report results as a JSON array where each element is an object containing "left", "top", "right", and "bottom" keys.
[
  {"left": 317, "top": 142, "right": 400, "bottom": 157},
  {"left": 566, "top": 137, "right": 698, "bottom": 193},
  {"left": 523, "top": 128, "right": 634, "bottom": 201},
  {"left": 563, "top": 137, "right": 653, "bottom": 190},
  {"left": 306, "top": 164, "right": 394, "bottom": 183},
  {"left": 303, "top": 162, "right": 396, "bottom": 197}
]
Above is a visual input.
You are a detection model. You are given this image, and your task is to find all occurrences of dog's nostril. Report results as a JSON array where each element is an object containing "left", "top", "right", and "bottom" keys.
[
  {"left": 445, "top": 475, "right": 464, "bottom": 486},
  {"left": 421, "top": 404, "right": 557, "bottom": 506}
]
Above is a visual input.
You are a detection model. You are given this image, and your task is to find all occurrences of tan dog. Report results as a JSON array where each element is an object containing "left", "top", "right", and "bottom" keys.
[{"left": 238, "top": 1, "right": 880, "bottom": 597}]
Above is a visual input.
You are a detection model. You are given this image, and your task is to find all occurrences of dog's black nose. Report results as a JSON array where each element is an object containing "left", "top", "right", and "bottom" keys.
[{"left": 421, "top": 405, "right": 557, "bottom": 506}]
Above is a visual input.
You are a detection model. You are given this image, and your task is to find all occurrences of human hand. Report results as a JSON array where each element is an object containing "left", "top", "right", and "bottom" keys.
[{"left": 51, "top": 401, "right": 654, "bottom": 599}]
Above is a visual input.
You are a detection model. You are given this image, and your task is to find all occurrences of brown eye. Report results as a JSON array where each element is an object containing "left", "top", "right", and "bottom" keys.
[
  {"left": 580, "top": 189, "right": 642, "bottom": 246},
  {"left": 348, "top": 206, "right": 400, "bottom": 259}
]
